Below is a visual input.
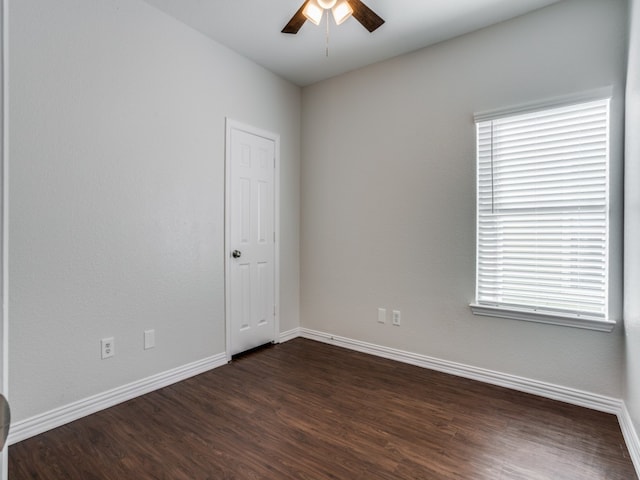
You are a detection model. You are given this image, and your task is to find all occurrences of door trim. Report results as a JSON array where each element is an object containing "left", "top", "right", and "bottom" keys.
[{"left": 224, "top": 119, "right": 280, "bottom": 362}]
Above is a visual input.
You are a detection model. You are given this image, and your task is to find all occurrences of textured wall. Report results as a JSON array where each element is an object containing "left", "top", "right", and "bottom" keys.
[
  {"left": 301, "top": 0, "right": 627, "bottom": 396},
  {"left": 9, "top": 0, "right": 300, "bottom": 421}
]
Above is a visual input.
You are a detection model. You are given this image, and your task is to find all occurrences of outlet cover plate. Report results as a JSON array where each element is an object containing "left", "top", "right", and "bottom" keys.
[
  {"left": 144, "top": 329, "right": 155, "bottom": 350},
  {"left": 101, "top": 337, "right": 115, "bottom": 359}
]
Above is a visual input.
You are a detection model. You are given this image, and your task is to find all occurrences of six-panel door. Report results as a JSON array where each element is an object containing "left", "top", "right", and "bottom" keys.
[{"left": 229, "top": 128, "right": 276, "bottom": 355}]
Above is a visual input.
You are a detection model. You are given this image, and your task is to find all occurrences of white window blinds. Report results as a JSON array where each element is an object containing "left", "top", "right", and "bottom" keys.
[{"left": 475, "top": 98, "right": 610, "bottom": 320}]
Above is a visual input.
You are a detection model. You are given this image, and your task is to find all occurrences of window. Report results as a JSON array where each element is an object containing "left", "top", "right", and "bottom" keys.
[{"left": 470, "top": 97, "right": 615, "bottom": 331}]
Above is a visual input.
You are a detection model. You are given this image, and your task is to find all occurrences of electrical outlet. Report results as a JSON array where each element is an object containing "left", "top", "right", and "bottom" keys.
[
  {"left": 144, "top": 329, "right": 155, "bottom": 350},
  {"left": 392, "top": 310, "right": 401, "bottom": 326},
  {"left": 101, "top": 337, "right": 115, "bottom": 359},
  {"left": 377, "top": 308, "right": 386, "bottom": 324}
]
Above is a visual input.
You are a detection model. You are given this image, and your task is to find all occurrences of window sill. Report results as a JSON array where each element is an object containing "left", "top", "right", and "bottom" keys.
[{"left": 469, "top": 304, "right": 616, "bottom": 332}]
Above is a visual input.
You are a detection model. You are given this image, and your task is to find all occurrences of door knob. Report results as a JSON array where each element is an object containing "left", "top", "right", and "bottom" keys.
[{"left": 232, "top": 250, "right": 242, "bottom": 259}]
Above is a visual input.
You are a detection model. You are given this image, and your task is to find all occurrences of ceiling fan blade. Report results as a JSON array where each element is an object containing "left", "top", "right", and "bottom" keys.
[
  {"left": 282, "top": 0, "right": 311, "bottom": 34},
  {"left": 349, "top": 0, "right": 385, "bottom": 33}
]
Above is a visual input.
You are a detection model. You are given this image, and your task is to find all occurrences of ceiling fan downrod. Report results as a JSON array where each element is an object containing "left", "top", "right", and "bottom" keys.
[{"left": 326, "top": 10, "right": 330, "bottom": 57}]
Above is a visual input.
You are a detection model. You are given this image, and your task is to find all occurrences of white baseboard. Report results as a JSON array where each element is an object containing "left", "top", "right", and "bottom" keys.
[
  {"left": 8, "top": 352, "right": 228, "bottom": 445},
  {"left": 279, "top": 327, "right": 301, "bottom": 343},
  {"left": 298, "top": 328, "right": 640, "bottom": 476},
  {"left": 619, "top": 404, "right": 640, "bottom": 474},
  {"left": 297, "top": 328, "right": 640, "bottom": 477},
  {"left": 8, "top": 328, "right": 640, "bottom": 479},
  {"left": 299, "top": 328, "right": 622, "bottom": 414}
]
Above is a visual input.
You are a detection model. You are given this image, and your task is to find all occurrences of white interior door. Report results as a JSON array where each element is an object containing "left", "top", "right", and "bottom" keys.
[{"left": 226, "top": 122, "right": 277, "bottom": 356}]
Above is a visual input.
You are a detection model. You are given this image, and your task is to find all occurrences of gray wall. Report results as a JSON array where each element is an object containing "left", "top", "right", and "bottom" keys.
[
  {"left": 626, "top": 0, "right": 640, "bottom": 437},
  {"left": 9, "top": 0, "right": 301, "bottom": 421},
  {"left": 301, "top": 0, "right": 628, "bottom": 396}
]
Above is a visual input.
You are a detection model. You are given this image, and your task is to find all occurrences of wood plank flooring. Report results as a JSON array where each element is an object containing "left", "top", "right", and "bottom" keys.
[{"left": 9, "top": 338, "right": 637, "bottom": 479}]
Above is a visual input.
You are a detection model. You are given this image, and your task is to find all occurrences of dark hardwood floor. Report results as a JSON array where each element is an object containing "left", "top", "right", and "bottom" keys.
[{"left": 9, "top": 339, "right": 637, "bottom": 479}]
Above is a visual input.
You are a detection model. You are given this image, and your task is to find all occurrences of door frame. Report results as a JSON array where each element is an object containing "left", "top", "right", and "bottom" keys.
[{"left": 224, "top": 119, "right": 280, "bottom": 362}]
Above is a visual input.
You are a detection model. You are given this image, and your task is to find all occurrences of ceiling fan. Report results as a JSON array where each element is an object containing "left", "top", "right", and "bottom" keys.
[{"left": 282, "top": 0, "right": 385, "bottom": 34}]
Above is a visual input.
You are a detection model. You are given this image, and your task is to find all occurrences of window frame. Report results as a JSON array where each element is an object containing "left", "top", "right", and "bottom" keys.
[{"left": 470, "top": 89, "right": 616, "bottom": 332}]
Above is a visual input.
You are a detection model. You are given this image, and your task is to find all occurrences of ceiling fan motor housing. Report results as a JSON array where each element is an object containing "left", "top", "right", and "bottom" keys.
[{"left": 317, "top": 0, "right": 337, "bottom": 8}]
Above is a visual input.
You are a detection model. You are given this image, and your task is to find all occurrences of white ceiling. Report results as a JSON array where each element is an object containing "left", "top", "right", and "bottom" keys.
[{"left": 142, "top": 0, "right": 563, "bottom": 86}]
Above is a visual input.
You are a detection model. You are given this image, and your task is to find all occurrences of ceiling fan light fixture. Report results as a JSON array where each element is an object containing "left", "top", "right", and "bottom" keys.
[
  {"left": 302, "top": 0, "right": 324, "bottom": 25},
  {"left": 282, "top": 0, "right": 384, "bottom": 35},
  {"left": 317, "top": 0, "right": 337, "bottom": 9},
  {"left": 332, "top": 0, "right": 353, "bottom": 25}
]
